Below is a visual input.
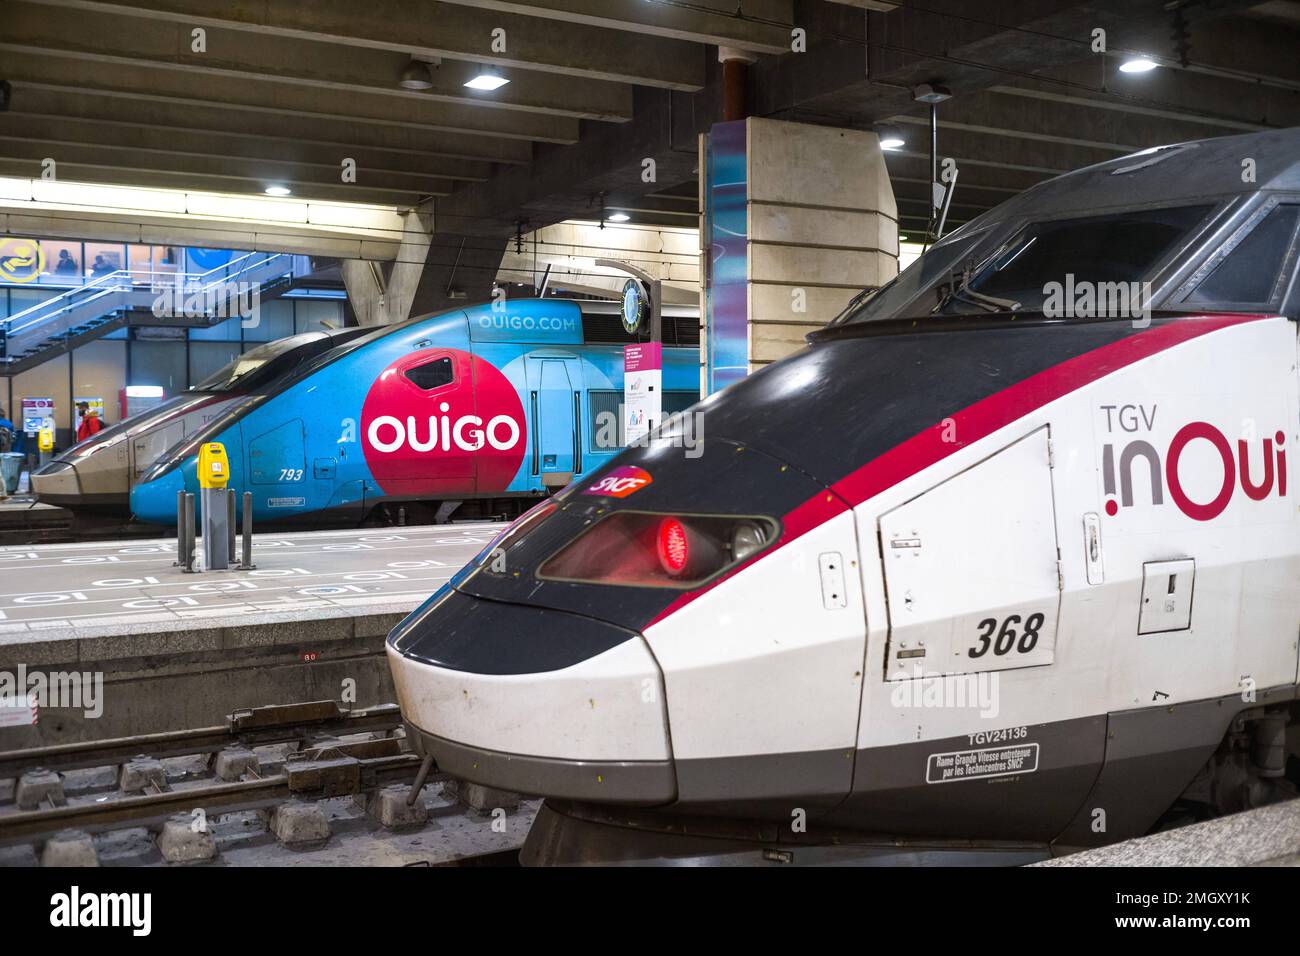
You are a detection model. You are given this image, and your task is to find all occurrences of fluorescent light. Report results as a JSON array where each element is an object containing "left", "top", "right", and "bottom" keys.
[
  {"left": 125, "top": 385, "right": 164, "bottom": 398},
  {"left": 265, "top": 185, "right": 292, "bottom": 197},
  {"left": 607, "top": 212, "right": 631, "bottom": 222},
  {"left": 1119, "top": 56, "right": 1158, "bottom": 74},
  {"left": 879, "top": 136, "right": 905, "bottom": 150},
  {"left": 464, "top": 71, "right": 510, "bottom": 91}
]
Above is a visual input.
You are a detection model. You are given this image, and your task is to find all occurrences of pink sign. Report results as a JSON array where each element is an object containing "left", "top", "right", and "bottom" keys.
[{"left": 624, "top": 342, "right": 662, "bottom": 373}]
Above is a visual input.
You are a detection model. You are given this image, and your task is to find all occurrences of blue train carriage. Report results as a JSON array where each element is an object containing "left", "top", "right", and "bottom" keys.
[{"left": 128, "top": 298, "right": 701, "bottom": 524}]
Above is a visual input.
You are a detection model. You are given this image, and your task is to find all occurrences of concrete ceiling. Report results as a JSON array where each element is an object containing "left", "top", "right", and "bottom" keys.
[{"left": 2, "top": 0, "right": 1299, "bottom": 306}]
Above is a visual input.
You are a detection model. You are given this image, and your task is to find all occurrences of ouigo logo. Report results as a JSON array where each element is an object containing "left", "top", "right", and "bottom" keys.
[{"left": 360, "top": 349, "right": 527, "bottom": 494}]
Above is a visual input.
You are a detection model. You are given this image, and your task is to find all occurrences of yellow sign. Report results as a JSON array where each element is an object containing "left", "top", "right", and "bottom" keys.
[
  {"left": 38, "top": 425, "right": 55, "bottom": 453},
  {"left": 0, "top": 238, "right": 45, "bottom": 284},
  {"left": 197, "top": 442, "right": 230, "bottom": 489}
]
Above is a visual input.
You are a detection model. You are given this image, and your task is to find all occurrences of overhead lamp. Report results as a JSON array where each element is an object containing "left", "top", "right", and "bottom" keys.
[
  {"left": 1118, "top": 56, "right": 1159, "bottom": 74},
  {"left": 911, "top": 82, "right": 952, "bottom": 104},
  {"left": 874, "top": 123, "right": 905, "bottom": 150},
  {"left": 607, "top": 212, "right": 631, "bottom": 223},
  {"left": 399, "top": 59, "right": 435, "bottom": 90},
  {"left": 264, "top": 185, "right": 291, "bottom": 197},
  {"left": 464, "top": 70, "right": 510, "bottom": 91}
]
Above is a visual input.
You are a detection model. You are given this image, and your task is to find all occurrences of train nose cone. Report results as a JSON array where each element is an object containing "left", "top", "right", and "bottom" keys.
[
  {"left": 129, "top": 470, "right": 185, "bottom": 524},
  {"left": 387, "top": 586, "right": 676, "bottom": 805},
  {"left": 30, "top": 459, "right": 81, "bottom": 504}
]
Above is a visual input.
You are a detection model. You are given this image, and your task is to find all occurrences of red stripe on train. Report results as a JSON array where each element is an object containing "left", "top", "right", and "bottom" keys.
[{"left": 645, "top": 314, "right": 1271, "bottom": 629}]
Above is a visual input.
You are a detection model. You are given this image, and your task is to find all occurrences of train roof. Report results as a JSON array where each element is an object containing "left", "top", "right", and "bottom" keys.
[{"left": 960, "top": 127, "right": 1300, "bottom": 230}]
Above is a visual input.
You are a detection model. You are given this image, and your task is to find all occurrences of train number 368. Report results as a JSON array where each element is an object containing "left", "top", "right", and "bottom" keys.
[
  {"left": 279, "top": 469, "right": 304, "bottom": 482},
  {"left": 968, "top": 612, "right": 1044, "bottom": 658}
]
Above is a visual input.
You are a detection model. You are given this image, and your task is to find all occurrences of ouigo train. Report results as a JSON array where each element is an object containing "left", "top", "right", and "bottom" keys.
[
  {"left": 33, "top": 327, "right": 368, "bottom": 509},
  {"left": 128, "top": 299, "right": 700, "bottom": 524},
  {"left": 388, "top": 127, "right": 1300, "bottom": 865}
]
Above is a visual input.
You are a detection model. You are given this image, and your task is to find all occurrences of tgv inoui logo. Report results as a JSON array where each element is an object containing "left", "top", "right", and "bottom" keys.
[
  {"left": 365, "top": 404, "right": 521, "bottom": 454},
  {"left": 1099, "top": 404, "right": 1287, "bottom": 521}
]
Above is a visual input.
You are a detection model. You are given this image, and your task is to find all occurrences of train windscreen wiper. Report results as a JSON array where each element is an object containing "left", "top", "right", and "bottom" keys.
[{"left": 933, "top": 282, "right": 1022, "bottom": 314}]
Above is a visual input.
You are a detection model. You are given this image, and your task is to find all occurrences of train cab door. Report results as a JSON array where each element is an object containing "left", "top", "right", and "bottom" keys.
[{"left": 525, "top": 356, "right": 581, "bottom": 488}]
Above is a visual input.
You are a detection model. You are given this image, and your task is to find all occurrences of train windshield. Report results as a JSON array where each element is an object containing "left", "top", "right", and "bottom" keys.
[
  {"left": 191, "top": 328, "right": 367, "bottom": 392},
  {"left": 833, "top": 203, "right": 1216, "bottom": 324}
]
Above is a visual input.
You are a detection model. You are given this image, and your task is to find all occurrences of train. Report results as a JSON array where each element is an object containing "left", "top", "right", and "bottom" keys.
[
  {"left": 127, "top": 298, "right": 701, "bottom": 525},
  {"left": 31, "top": 327, "right": 368, "bottom": 510},
  {"left": 387, "top": 127, "right": 1300, "bottom": 865}
]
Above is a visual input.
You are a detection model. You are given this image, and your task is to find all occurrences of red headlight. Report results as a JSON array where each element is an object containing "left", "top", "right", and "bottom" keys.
[
  {"left": 656, "top": 518, "right": 690, "bottom": 576},
  {"left": 538, "top": 512, "right": 777, "bottom": 589}
]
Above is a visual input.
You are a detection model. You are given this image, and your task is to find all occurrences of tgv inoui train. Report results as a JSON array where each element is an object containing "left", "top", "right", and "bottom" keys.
[
  {"left": 128, "top": 299, "right": 700, "bottom": 524},
  {"left": 388, "top": 127, "right": 1300, "bottom": 865},
  {"left": 33, "top": 328, "right": 367, "bottom": 509}
]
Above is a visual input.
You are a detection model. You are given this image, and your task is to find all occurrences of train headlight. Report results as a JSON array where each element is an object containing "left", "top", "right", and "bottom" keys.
[
  {"left": 538, "top": 512, "right": 778, "bottom": 589},
  {"left": 729, "top": 520, "right": 766, "bottom": 563}
]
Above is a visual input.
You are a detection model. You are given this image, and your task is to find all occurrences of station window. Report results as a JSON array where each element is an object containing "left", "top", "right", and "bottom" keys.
[
  {"left": 40, "top": 239, "right": 82, "bottom": 283},
  {"left": 1185, "top": 204, "right": 1300, "bottom": 308},
  {"left": 404, "top": 356, "right": 454, "bottom": 390},
  {"left": 84, "top": 242, "right": 126, "bottom": 280}
]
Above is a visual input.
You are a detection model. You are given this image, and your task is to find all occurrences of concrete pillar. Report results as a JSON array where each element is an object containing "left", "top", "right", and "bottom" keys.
[
  {"left": 699, "top": 118, "right": 898, "bottom": 393},
  {"left": 342, "top": 206, "right": 434, "bottom": 325}
]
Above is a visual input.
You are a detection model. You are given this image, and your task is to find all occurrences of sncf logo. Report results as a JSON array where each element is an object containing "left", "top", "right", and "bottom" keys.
[
  {"left": 1100, "top": 404, "right": 1287, "bottom": 522},
  {"left": 584, "top": 465, "right": 653, "bottom": 498}
]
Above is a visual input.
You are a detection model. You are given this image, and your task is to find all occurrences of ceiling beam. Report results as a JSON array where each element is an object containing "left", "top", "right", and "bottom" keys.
[
  {"left": 0, "top": 135, "right": 456, "bottom": 197},
  {"left": 432, "top": 0, "right": 794, "bottom": 53},
  {"left": 22, "top": 0, "right": 707, "bottom": 91},
  {"left": 5, "top": 88, "right": 534, "bottom": 166},
  {"left": 3, "top": 53, "right": 581, "bottom": 145},
  {"left": 0, "top": 115, "right": 490, "bottom": 184},
  {"left": 2, "top": 0, "right": 633, "bottom": 123},
  {"left": 0, "top": 159, "right": 426, "bottom": 207}
]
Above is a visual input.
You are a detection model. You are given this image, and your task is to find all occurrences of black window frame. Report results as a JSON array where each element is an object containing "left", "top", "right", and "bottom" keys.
[
  {"left": 403, "top": 355, "right": 456, "bottom": 391},
  {"left": 1173, "top": 197, "right": 1300, "bottom": 313}
]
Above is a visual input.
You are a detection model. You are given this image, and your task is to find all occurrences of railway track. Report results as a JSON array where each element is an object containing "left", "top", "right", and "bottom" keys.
[{"left": 0, "top": 700, "right": 529, "bottom": 865}]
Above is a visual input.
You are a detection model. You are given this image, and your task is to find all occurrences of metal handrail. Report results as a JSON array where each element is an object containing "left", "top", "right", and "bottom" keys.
[{"left": 2, "top": 251, "right": 293, "bottom": 341}]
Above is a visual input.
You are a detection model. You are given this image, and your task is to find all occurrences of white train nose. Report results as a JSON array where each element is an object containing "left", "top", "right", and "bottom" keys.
[
  {"left": 30, "top": 460, "right": 82, "bottom": 502},
  {"left": 388, "top": 589, "right": 675, "bottom": 804}
]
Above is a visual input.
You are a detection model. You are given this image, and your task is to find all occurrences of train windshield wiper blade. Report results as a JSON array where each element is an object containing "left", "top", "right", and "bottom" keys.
[{"left": 935, "top": 285, "right": 1022, "bottom": 314}]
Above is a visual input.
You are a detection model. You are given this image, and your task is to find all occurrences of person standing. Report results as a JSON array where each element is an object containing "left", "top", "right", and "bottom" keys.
[{"left": 76, "top": 402, "right": 103, "bottom": 442}]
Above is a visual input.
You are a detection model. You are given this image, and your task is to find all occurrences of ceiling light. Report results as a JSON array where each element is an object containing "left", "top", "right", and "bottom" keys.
[
  {"left": 464, "top": 71, "right": 510, "bottom": 91},
  {"left": 1119, "top": 56, "right": 1159, "bottom": 74},
  {"left": 911, "top": 82, "right": 952, "bottom": 104},
  {"left": 874, "top": 123, "right": 905, "bottom": 150},
  {"left": 399, "top": 59, "right": 435, "bottom": 90},
  {"left": 264, "top": 185, "right": 291, "bottom": 197},
  {"left": 607, "top": 212, "right": 631, "bottom": 222}
]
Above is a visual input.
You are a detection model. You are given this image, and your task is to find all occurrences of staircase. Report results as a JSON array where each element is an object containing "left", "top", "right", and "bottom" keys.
[{"left": 0, "top": 252, "right": 298, "bottom": 376}]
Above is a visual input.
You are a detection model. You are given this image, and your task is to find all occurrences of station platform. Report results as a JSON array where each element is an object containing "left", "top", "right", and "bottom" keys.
[
  {"left": 0, "top": 523, "right": 503, "bottom": 745},
  {"left": 1038, "top": 799, "right": 1300, "bottom": 867}
]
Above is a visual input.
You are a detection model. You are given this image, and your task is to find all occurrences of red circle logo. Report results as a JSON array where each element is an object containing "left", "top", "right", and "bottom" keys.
[{"left": 360, "top": 349, "right": 526, "bottom": 495}]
